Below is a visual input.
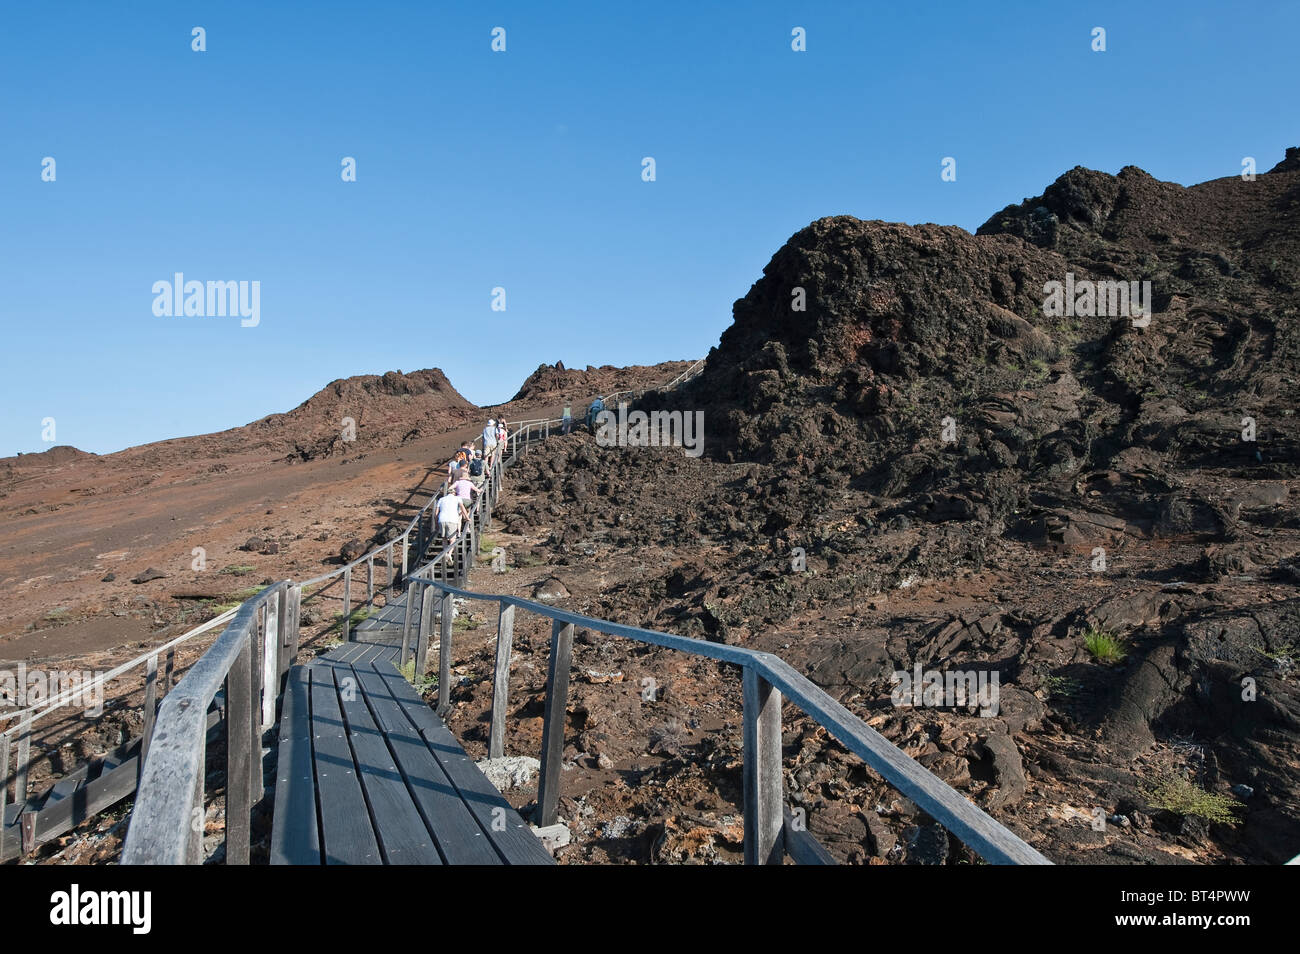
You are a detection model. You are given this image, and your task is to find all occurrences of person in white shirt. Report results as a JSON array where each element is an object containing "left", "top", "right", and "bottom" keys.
[
  {"left": 435, "top": 490, "right": 468, "bottom": 540},
  {"left": 482, "top": 419, "right": 498, "bottom": 454}
]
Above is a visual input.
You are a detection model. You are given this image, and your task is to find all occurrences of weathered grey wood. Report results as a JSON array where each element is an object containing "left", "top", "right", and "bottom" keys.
[
  {"left": 489, "top": 603, "right": 515, "bottom": 760},
  {"left": 307, "top": 664, "right": 381, "bottom": 865},
  {"left": 270, "top": 666, "right": 319, "bottom": 864},
  {"left": 387, "top": 545, "right": 394, "bottom": 595},
  {"left": 369, "top": 661, "right": 552, "bottom": 865},
  {"left": 262, "top": 593, "right": 280, "bottom": 730},
  {"left": 330, "top": 661, "right": 441, "bottom": 864},
  {"left": 752, "top": 655, "right": 1049, "bottom": 865},
  {"left": 285, "top": 583, "right": 302, "bottom": 673},
  {"left": 187, "top": 732, "right": 205, "bottom": 865},
  {"left": 743, "top": 666, "right": 784, "bottom": 865},
  {"left": 342, "top": 565, "right": 352, "bottom": 643},
  {"left": 225, "top": 637, "right": 252, "bottom": 864},
  {"left": 783, "top": 808, "right": 835, "bottom": 865},
  {"left": 351, "top": 663, "right": 502, "bottom": 864},
  {"left": 123, "top": 591, "right": 285, "bottom": 864},
  {"left": 140, "top": 654, "right": 158, "bottom": 788},
  {"left": 367, "top": 556, "right": 374, "bottom": 603},
  {"left": 13, "top": 721, "right": 30, "bottom": 812},
  {"left": 164, "top": 647, "right": 175, "bottom": 694},
  {"left": 21, "top": 810, "right": 36, "bottom": 855},
  {"left": 437, "top": 595, "right": 453, "bottom": 717},
  {"left": 400, "top": 586, "right": 416, "bottom": 667},
  {"left": 248, "top": 625, "right": 263, "bottom": 805},
  {"left": 0, "top": 733, "right": 8, "bottom": 860},
  {"left": 402, "top": 536, "right": 409, "bottom": 581},
  {"left": 415, "top": 586, "right": 435, "bottom": 677},
  {"left": 537, "top": 621, "right": 574, "bottom": 828}
]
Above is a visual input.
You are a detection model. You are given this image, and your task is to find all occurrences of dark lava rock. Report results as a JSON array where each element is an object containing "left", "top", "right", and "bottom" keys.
[{"left": 130, "top": 567, "right": 167, "bottom": 584}]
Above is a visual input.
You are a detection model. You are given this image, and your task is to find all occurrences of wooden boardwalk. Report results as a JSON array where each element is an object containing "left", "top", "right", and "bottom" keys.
[{"left": 270, "top": 629, "right": 553, "bottom": 866}]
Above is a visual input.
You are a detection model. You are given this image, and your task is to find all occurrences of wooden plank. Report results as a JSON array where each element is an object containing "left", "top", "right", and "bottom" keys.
[
  {"left": 537, "top": 621, "right": 573, "bottom": 828},
  {"left": 328, "top": 662, "right": 442, "bottom": 865},
  {"left": 367, "top": 662, "right": 552, "bottom": 865},
  {"left": 353, "top": 664, "right": 500, "bottom": 865},
  {"left": 783, "top": 808, "right": 835, "bottom": 865},
  {"left": 307, "top": 664, "right": 381, "bottom": 865},
  {"left": 743, "top": 666, "right": 784, "bottom": 865},
  {"left": 489, "top": 603, "right": 515, "bottom": 759},
  {"left": 270, "top": 666, "right": 320, "bottom": 865},
  {"left": 225, "top": 638, "right": 253, "bottom": 864}
]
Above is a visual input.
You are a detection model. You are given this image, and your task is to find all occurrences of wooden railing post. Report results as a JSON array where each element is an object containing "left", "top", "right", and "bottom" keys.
[
  {"left": 367, "top": 556, "right": 374, "bottom": 603},
  {"left": 387, "top": 545, "right": 394, "bottom": 595},
  {"left": 285, "top": 584, "right": 302, "bottom": 670},
  {"left": 13, "top": 721, "right": 30, "bottom": 816},
  {"left": 343, "top": 565, "right": 352, "bottom": 642},
  {"left": 248, "top": 626, "right": 263, "bottom": 804},
  {"left": 0, "top": 733, "right": 8, "bottom": 860},
  {"left": 140, "top": 654, "right": 159, "bottom": 788},
  {"left": 226, "top": 637, "right": 253, "bottom": 865},
  {"left": 536, "top": 620, "right": 574, "bottom": 827},
  {"left": 416, "top": 582, "right": 435, "bottom": 676},
  {"left": 400, "top": 581, "right": 417, "bottom": 666},
  {"left": 188, "top": 733, "right": 205, "bottom": 865},
  {"left": 743, "top": 666, "right": 784, "bottom": 865},
  {"left": 488, "top": 603, "right": 515, "bottom": 759},
  {"left": 261, "top": 594, "right": 280, "bottom": 730},
  {"left": 437, "top": 595, "right": 453, "bottom": 717},
  {"left": 402, "top": 534, "right": 409, "bottom": 581}
]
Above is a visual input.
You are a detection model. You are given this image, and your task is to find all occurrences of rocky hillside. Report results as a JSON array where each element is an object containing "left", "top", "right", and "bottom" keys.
[{"left": 492, "top": 149, "right": 1300, "bottom": 864}]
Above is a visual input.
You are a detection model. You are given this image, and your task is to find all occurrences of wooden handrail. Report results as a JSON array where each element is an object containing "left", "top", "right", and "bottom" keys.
[{"left": 120, "top": 363, "right": 1048, "bottom": 866}]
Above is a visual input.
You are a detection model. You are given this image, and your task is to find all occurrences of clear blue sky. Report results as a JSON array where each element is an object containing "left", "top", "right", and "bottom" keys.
[{"left": 2, "top": 1, "right": 1295, "bottom": 455}]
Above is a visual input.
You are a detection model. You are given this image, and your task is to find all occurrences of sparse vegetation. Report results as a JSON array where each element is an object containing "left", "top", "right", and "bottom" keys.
[
  {"left": 1042, "top": 674, "right": 1084, "bottom": 699},
  {"left": 1144, "top": 774, "right": 1243, "bottom": 825},
  {"left": 398, "top": 659, "right": 437, "bottom": 693},
  {"left": 1083, "top": 627, "right": 1127, "bottom": 664},
  {"left": 220, "top": 564, "right": 256, "bottom": 576}
]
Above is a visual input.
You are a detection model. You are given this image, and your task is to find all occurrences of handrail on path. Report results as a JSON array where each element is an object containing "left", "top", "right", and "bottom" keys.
[{"left": 122, "top": 363, "right": 1049, "bottom": 865}]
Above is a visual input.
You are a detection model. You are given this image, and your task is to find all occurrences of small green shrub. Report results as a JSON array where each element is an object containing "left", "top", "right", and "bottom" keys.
[
  {"left": 1144, "top": 775, "right": 1243, "bottom": 825},
  {"left": 1083, "top": 627, "right": 1126, "bottom": 664},
  {"left": 398, "top": 659, "right": 437, "bottom": 693}
]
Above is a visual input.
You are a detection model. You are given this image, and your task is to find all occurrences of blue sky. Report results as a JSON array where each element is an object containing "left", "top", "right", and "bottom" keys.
[{"left": 2, "top": 1, "right": 1296, "bottom": 455}]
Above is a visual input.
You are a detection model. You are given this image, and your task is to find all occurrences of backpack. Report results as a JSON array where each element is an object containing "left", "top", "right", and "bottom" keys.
[{"left": 469, "top": 458, "right": 484, "bottom": 476}]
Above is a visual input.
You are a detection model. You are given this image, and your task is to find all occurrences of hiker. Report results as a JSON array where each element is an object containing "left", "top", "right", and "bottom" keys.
[
  {"left": 459, "top": 439, "right": 475, "bottom": 460},
  {"left": 452, "top": 469, "right": 478, "bottom": 507},
  {"left": 469, "top": 449, "right": 485, "bottom": 478},
  {"left": 448, "top": 447, "right": 470, "bottom": 481},
  {"left": 482, "top": 419, "right": 498, "bottom": 456},
  {"left": 561, "top": 400, "right": 572, "bottom": 435},
  {"left": 435, "top": 488, "right": 469, "bottom": 540},
  {"left": 585, "top": 396, "right": 605, "bottom": 432},
  {"left": 496, "top": 419, "right": 507, "bottom": 451}
]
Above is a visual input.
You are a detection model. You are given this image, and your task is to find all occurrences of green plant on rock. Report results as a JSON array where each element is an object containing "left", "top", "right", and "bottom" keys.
[
  {"left": 1144, "top": 774, "right": 1243, "bottom": 825},
  {"left": 1083, "top": 627, "right": 1126, "bottom": 664}
]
